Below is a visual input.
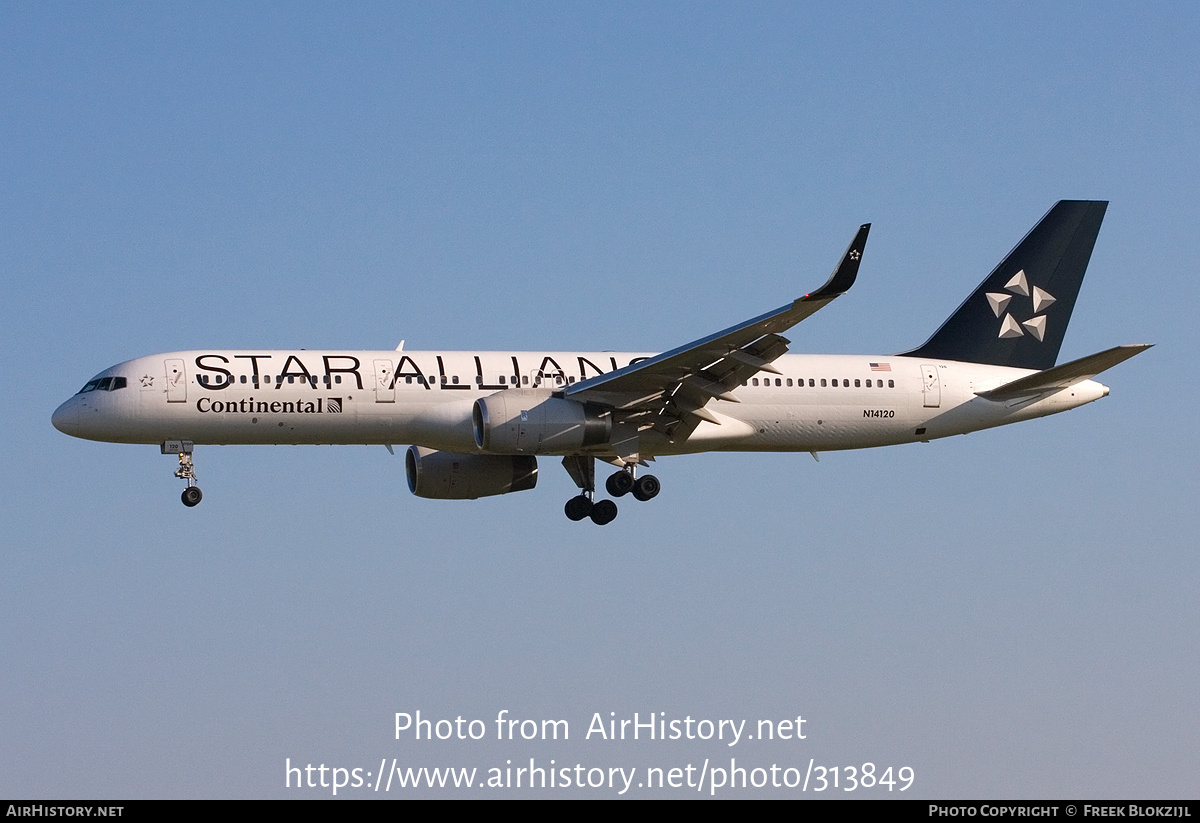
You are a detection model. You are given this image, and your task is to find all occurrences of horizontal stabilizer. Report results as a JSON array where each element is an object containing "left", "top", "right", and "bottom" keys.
[{"left": 976, "top": 344, "right": 1151, "bottom": 401}]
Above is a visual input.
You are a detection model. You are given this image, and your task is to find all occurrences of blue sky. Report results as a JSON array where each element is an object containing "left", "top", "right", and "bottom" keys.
[{"left": 2, "top": 2, "right": 1196, "bottom": 798}]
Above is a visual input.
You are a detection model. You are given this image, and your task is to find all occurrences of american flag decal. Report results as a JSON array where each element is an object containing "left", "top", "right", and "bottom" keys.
[
  {"left": 869, "top": 362, "right": 891, "bottom": 372},
  {"left": 326, "top": 397, "right": 342, "bottom": 413}
]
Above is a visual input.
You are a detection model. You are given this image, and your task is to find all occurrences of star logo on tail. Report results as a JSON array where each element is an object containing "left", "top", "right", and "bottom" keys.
[{"left": 986, "top": 269, "right": 1055, "bottom": 342}]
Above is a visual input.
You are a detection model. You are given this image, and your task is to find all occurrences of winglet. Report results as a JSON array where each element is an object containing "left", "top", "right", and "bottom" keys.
[{"left": 804, "top": 223, "right": 870, "bottom": 301}]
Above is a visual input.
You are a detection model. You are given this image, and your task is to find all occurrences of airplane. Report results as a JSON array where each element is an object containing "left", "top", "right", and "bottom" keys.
[{"left": 53, "top": 200, "right": 1149, "bottom": 525}]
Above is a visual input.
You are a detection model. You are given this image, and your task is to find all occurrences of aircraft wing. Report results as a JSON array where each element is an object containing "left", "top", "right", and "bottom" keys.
[{"left": 563, "top": 224, "right": 870, "bottom": 436}]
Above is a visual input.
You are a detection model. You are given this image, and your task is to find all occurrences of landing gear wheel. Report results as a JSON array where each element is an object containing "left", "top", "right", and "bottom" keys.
[
  {"left": 606, "top": 470, "right": 634, "bottom": 498},
  {"left": 564, "top": 494, "right": 593, "bottom": 521},
  {"left": 181, "top": 486, "right": 203, "bottom": 507},
  {"left": 590, "top": 499, "right": 618, "bottom": 525},
  {"left": 632, "top": 474, "right": 660, "bottom": 502}
]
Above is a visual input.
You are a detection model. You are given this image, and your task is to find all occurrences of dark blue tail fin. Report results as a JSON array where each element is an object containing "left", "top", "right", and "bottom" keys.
[{"left": 902, "top": 200, "right": 1108, "bottom": 370}]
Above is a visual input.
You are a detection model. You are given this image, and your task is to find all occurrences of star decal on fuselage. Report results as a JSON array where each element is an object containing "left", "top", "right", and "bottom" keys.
[
  {"left": 141, "top": 374, "right": 154, "bottom": 388},
  {"left": 986, "top": 269, "right": 1054, "bottom": 341}
]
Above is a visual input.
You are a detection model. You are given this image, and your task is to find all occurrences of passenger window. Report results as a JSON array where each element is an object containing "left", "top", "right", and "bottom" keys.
[
  {"left": 775, "top": 378, "right": 781, "bottom": 387},
  {"left": 854, "top": 379, "right": 860, "bottom": 387},
  {"left": 499, "top": 376, "right": 506, "bottom": 384},
  {"left": 786, "top": 379, "right": 792, "bottom": 387},
  {"left": 522, "top": 376, "right": 529, "bottom": 385},
  {"left": 820, "top": 379, "right": 827, "bottom": 387},
  {"left": 752, "top": 378, "right": 759, "bottom": 386},
  {"left": 808, "top": 379, "right": 814, "bottom": 387},
  {"left": 888, "top": 379, "right": 895, "bottom": 388}
]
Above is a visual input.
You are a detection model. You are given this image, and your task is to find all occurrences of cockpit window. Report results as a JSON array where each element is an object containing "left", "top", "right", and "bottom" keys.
[{"left": 76, "top": 376, "right": 128, "bottom": 394}]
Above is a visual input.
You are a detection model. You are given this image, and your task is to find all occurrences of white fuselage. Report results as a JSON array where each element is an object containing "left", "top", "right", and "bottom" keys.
[{"left": 51, "top": 349, "right": 1110, "bottom": 456}]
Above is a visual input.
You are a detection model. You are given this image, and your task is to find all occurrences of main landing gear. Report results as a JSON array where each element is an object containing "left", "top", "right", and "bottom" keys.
[
  {"left": 163, "top": 441, "right": 203, "bottom": 507},
  {"left": 564, "top": 494, "right": 616, "bottom": 525},
  {"left": 605, "top": 468, "right": 660, "bottom": 502},
  {"left": 561, "top": 457, "right": 659, "bottom": 525}
]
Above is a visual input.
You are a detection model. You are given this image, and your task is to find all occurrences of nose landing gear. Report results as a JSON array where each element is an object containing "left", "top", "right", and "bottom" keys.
[{"left": 163, "top": 440, "right": 202, "bottom": 507}]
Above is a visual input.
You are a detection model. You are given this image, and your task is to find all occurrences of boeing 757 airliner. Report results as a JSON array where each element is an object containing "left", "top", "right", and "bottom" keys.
[{"left": 53, "top": 201, "right": 1148, "bottom": 524}]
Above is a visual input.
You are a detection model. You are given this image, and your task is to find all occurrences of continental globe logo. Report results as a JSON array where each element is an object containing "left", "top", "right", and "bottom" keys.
[{"left": 986, "top": 269, "right": 1055, "bottom": 342}]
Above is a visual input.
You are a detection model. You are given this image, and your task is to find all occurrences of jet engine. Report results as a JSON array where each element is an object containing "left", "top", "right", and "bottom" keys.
[
  {"left": 405, "top": 446, "right": 537, "bottom": 500},
  {"left": 472, "top": 392, "right": 611, "bottom": 454}
]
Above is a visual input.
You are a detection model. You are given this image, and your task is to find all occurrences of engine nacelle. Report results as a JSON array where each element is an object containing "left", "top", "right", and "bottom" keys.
[
  {"left": 472, "top": 391, "right": 611, "bottom": 454},
  {"left": 405, "top": 446, "right": 537, "bottom": 500}
]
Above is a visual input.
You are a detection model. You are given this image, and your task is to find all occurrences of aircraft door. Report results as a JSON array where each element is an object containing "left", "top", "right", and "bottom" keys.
[
  {"left": 165, "top": 359, "right": 187, "bottom": 402},
  {"left": 921, "top": 363, "right": 941, "bottom": 408},
  {"left": 374, "top": 359, "right": 395, "bottom": 402}
]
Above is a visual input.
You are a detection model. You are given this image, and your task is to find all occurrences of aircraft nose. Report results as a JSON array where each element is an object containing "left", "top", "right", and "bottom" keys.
[{"left": 52, "top": 397, "right": 81, "bottom": 437}]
